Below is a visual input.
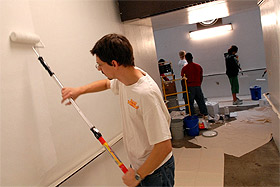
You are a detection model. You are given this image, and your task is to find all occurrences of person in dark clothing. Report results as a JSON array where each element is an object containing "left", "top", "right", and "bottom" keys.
[
  {"left": 158, "top": 59, "right": 170, "bottom": 81},
  {"left": 181, "top": 52, "right": 208, "bottom": 116},
  {"left": 224, "top": 45, "right": 243, "bottom": 105}
]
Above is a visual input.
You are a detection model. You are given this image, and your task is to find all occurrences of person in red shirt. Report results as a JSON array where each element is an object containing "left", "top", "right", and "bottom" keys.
[{"left": 181, "top": 52, "right": 208, "bottom": 116}]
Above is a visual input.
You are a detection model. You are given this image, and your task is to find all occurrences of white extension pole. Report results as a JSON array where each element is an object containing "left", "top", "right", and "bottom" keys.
[
  {"left": 31, "top": 47, "right": 128, "bottom": 173},
  {"left": 32, "top": 47, "right": 96, "bottom": 130}
]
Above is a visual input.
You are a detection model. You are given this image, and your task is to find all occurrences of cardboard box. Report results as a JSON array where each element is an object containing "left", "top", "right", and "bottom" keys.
[
  {"left": 205, "top": 101, "right": 219, "bottom": 117},
  {"left": 164, "top": 81, "right": 177, "bottom": 94}
]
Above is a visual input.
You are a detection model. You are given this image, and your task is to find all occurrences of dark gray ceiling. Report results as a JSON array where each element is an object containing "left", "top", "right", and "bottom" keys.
[
  {"left": 121, "top": 0, "right": 259, "bottom": 31},
  {"left": 118, "top": 0, "right": 213, "bottom": 22}
]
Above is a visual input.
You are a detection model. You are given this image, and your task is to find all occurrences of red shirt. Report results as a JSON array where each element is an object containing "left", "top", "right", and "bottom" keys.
[{"left": 181, "top": 62, "right": 203, "bottom": 87}]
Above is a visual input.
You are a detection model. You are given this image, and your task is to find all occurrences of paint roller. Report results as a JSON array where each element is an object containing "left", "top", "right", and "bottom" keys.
[
  {"left": 256, "top": 69, "right": 267, "bottom": 81},
  {"left": 9, "top": 31, "right": 128, "bottom": 174},
  {"left": 10, "top": 31, "right": 45, "bottom": 47}
]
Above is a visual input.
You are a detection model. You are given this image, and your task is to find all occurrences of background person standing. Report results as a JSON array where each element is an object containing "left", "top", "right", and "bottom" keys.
[
  {"left": 181, "top": 52, "right": 208, "bottom": 117},
  {"left": 178, "top": 50, "right": 187, "bottom": 70},
  {"left": 224, "top": 45, "right": 243, "bottom": 105},
  {"left": 158, "top": 59, "right": 170, "bottom": 81}
]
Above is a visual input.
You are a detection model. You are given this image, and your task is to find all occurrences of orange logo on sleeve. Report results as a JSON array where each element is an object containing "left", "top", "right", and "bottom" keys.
[{"left": 128, "top": 99, "right": 139, "bottom": 109}]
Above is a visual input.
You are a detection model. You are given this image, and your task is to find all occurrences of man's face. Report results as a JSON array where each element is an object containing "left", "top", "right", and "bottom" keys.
[
  {"left": 180, "top": 55, "right": 185, "bottom": 60},
  {"left": 95, "top": 56, "right": 114, "bottom": 80}
]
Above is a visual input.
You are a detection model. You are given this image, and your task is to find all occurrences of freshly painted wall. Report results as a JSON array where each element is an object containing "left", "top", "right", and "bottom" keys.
[
  {"left": 259, "top": 0, "right": 280, "bottom": 151},
  {"left": 0, "top": 0, "right": 159, "bottom": 186},
  {"left": 153, "top": 7, "right": 267, "bottom": 99}
]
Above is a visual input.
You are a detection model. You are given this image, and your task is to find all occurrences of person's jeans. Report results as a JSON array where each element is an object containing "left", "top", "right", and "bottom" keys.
[
  {"left": 183, "top": 86, "right": 208, "bottom": 116},
  {"left": 138, "top": 155, "right": 175, "bottom": 187}
]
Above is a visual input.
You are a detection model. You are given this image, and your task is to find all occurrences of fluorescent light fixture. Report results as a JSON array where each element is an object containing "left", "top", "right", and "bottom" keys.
[
  {"left": 188, "top": 0, "right": 229, "bottom": 24},
  {"left": 189, "top": 24, "right": 233, "bottom": 39}
]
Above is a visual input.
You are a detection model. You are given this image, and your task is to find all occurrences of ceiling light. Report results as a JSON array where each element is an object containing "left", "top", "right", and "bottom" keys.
[
  {"left": 189, "top": 24, "right": 233, "bottom": 39},
  {"left": 188, "top": 0, "right": 229, "bottom": 24}
]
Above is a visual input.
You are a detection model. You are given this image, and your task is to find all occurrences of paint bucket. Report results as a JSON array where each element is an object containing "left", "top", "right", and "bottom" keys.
[
  {"left": 170, "top": 119, "right": 184, "bottom": 140},
  {"left": 250, "top": 86, "right": 262, "bottom": 100},
  {"left": 167, "top": 96, "right": 179, "bottom": 112},
  {"left": 183, "top": 116, "right": 199, "bottom": 136}
]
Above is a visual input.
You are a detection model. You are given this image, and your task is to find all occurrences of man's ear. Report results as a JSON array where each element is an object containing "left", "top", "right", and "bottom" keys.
[{"left": 111, "top": 60, "right": 119, "bottom": 67}]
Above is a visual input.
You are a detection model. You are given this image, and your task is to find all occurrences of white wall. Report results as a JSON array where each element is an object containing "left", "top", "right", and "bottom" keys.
[
  {"left": 259, "top": 0, "right": 280, "bottom": 151},
  {"left": 153, "top": 7, "right": 267, "bottom": 99},
  {"left": 60, "top": 22, "right": 160, "bottom": 187},
  {"left": 0, "top": 0, "right": 159, "bottom": 186},
  {"left": 61, "top": 138, "right": 128, "bottom": 186}
]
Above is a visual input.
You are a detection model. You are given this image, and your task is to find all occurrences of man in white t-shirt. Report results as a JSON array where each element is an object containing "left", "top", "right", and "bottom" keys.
[
  {"left": 61, "top": 34, "right": 174, "bottom": 187},
  {"left": 178, "top": 50, "right": 187, "bottom": 70}
]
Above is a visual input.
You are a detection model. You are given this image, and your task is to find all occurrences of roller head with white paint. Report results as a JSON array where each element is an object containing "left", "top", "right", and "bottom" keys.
[{"left": 10, "top": 31, "right": 41, "bottom": 45}]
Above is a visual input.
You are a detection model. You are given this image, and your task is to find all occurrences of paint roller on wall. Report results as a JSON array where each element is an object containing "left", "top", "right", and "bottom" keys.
[
  {"left": 10, "top": 31, "right": 44, "bottom": 47},
  {"left": 9, "top": 31, "right": 128, "bottom": 174}
]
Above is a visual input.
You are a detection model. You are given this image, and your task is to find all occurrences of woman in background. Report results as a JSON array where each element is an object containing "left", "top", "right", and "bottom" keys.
[{"left": 224, "top": 45, "right": 243, "bottom": 105}]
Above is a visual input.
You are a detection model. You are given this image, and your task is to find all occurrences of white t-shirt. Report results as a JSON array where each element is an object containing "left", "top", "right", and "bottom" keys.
[
  {"left": 178, "top": 59, "right": 187, "bottom": 70},
  {"left": 110, "top": 68, "right": 172, "bottom": 170}
]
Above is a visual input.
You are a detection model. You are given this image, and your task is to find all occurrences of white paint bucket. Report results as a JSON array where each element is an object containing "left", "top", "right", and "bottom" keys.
[{"left": 170, "top": 119, "right": 184, "bottom": 140}]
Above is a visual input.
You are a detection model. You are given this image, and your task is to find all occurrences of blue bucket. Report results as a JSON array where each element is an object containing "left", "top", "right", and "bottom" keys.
[
  {"left": 183, "top": 116, "right": 199, "bottom": 136},
  {"left": 250, "top": 86, "right": 261, "bottom": 100}
]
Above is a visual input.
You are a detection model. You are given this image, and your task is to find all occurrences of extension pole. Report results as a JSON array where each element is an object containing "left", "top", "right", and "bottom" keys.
[{"left": 32, "top": 47, "right": 128, "bottom": 174}]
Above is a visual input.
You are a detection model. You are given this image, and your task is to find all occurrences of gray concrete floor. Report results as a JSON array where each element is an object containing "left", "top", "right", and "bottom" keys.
[
  {"left": 224, "top": 139, "right": 279, "bottom": 186},
  {"left": 171, "top": 97, "right": 280, "bottom": 186}
]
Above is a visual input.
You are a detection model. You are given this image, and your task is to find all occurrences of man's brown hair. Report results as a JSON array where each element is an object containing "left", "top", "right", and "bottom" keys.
[{"left": 90, "top": 33, "right": 135, "bottom": 67}]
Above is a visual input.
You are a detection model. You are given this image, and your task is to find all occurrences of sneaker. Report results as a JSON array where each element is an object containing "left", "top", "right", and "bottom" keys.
[
  {"left": 236, "top": 97, "right": 243, "bottom": 103},
  {"left": 233, "top": 99, "right": 243, "bottom": 105}
]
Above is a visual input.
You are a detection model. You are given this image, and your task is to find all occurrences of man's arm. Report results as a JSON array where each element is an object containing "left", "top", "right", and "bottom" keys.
[
  {"left": 61, "top": 79, "right": 110, "bottom": 105},
  {"left": 137, "top": 139, "right": 172, "bottom": 178},
  {"left": 122, "top": 139, "right": 172, "bottom": 186}
]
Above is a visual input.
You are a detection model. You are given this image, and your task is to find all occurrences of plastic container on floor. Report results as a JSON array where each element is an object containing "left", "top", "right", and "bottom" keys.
[
  {"left": 183, "top": 116, "right": 199, "bottom": 136},
  {"left": 170, "top": 119, "right": 184, "bottom": 140},
  {"left": 250, "top": 86, "right": 262, "bottom": 100}
]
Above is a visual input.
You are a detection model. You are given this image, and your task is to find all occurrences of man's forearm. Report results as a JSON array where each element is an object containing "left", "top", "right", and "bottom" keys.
[
  {"left": 136, "top": 139, "right": 172, "bottom": 179},
  {"left": 80, "top": 79, "right": 110, "bottom": 94}
]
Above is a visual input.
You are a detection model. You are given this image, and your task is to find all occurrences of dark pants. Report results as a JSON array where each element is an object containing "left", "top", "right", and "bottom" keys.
[
  {"left": 183, "top": 86, "right": 208, "bottom": 116},
  {"left": 138, "top": 155, "right": 175, "bottom": 187}
]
